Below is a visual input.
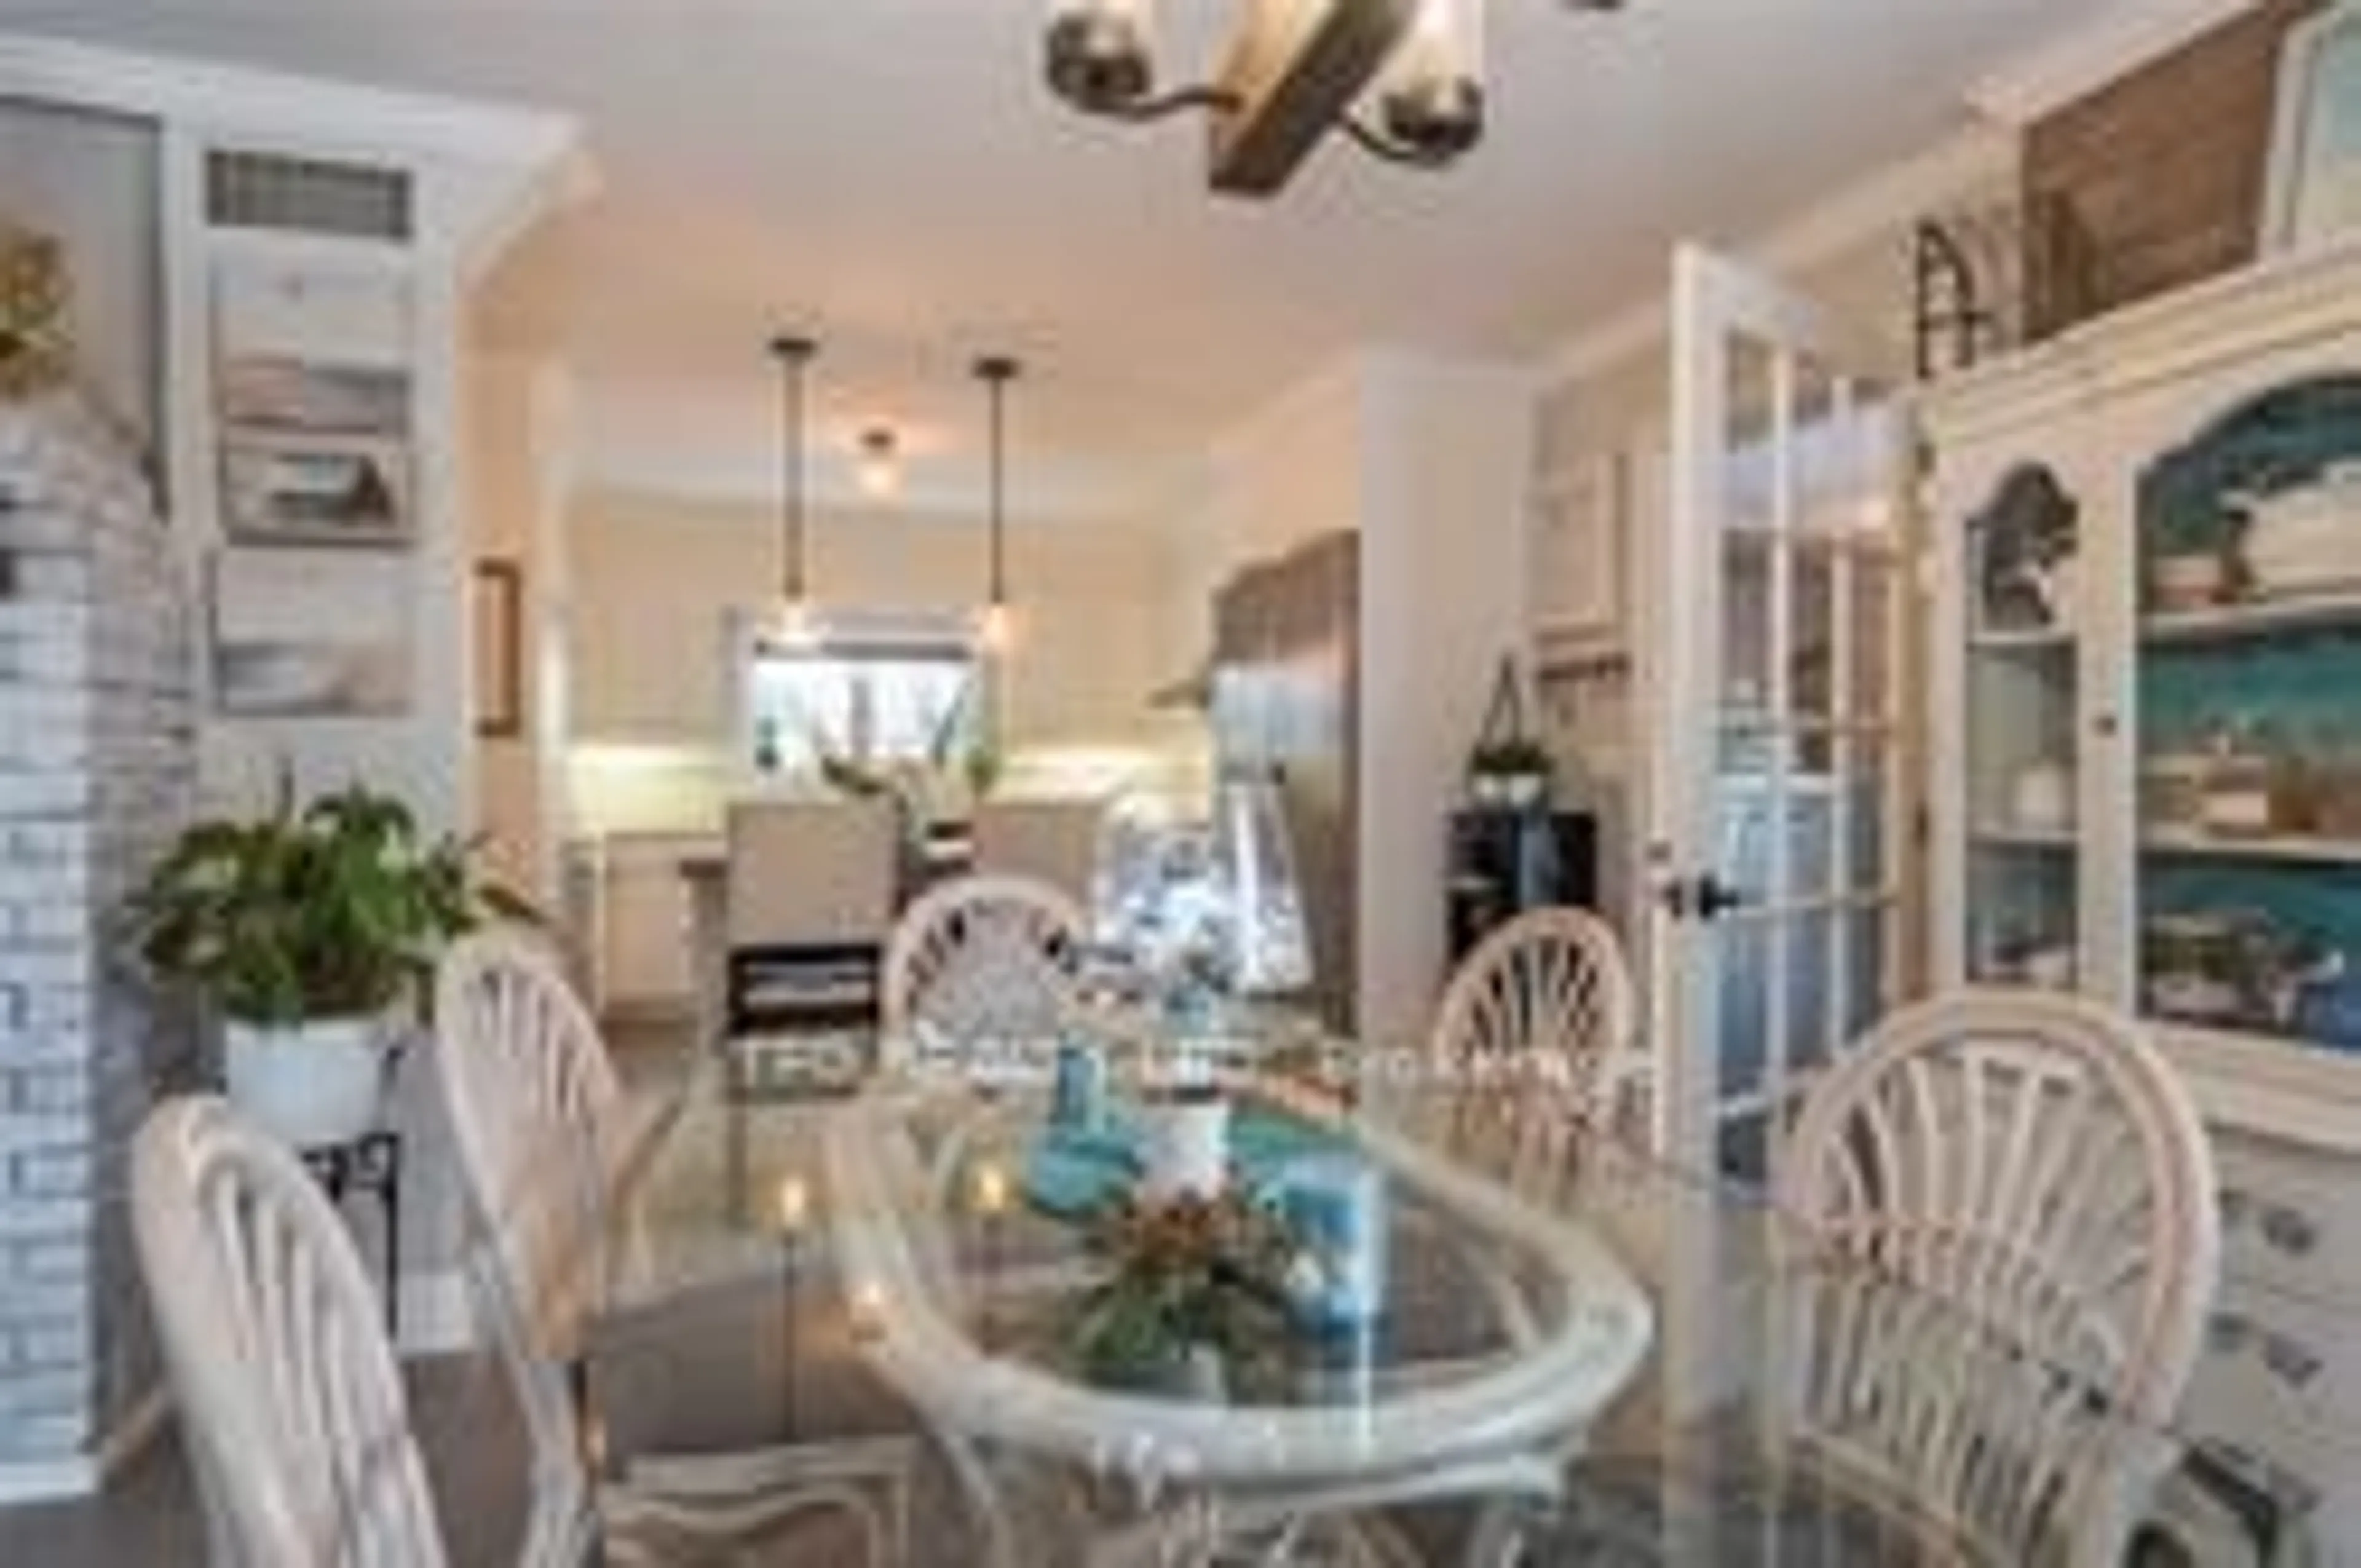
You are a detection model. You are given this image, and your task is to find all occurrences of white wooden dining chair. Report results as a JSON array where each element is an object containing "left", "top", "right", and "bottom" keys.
[
  {"left": 1774, "top": 989, "right": 2220, "bottom": 1565},
  {"left": 433, "top": 925, "right": 629, "bottom": 1369},
  {"left": 1422, "top": 908, "right": 1647, "bottom": 1185},
  {"left": 725, "top": 796, "right": 902, "bottom": 1037},
  {"left": 135, "top": 1095, "right": 904, "bottom": 1568},
  {"left": 134, "top": 1095, "right": 449, "bottom": 1568},
  {"left": 881, "top": 873, "right": 1087, "bottom": 1072},
  {"left": 969, "top": 798, "right": 1107, "bottom": 908},
  {"left": 432, "top": 925, "right": 912, "bottom": 1566}
]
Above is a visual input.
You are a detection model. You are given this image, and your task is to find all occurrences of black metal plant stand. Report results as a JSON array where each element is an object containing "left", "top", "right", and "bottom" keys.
[{"left": 298, "top": 1130, "right": 405, "bottom": 1337}]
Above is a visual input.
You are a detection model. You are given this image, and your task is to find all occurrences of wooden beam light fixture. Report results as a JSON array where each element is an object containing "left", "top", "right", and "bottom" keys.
[{"left": 1044, "top": 0, "right": 1622, "bottom": 196}]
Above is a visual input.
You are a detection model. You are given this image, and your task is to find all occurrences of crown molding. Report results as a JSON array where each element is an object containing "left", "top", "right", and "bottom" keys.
[
  {"left": 1965, "top": 0, "right": 2264, "bottom": 125},
  {"left": 0, "top": 32, "right": 580, "bottom": 176},
  {"left": 1543, "top": 121, "right": 2017, "bottom": 382}
]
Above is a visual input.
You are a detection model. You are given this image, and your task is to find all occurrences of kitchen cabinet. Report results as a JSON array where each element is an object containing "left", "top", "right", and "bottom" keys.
[{"left": 572, "top": 833, "right": 710, "bottom": 1016}]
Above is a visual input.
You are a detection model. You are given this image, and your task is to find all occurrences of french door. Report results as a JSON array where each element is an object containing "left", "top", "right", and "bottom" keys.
[{"left": 1648, "top": 244, "right": 1916, "bottom": 1186}]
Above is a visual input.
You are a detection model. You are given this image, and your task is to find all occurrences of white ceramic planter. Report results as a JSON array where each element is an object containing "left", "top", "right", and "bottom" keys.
[
  {"left": 223, "top": 1016, "right": 391, "bottom": 1149},
  {"left": 1469, "top": 772, "right": 1548, "bottom": 809}
]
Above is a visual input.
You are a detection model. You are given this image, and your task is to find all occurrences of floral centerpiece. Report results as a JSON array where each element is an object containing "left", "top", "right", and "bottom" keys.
[{"left": 1067, "top": 1189, "right": 1300, "bottom": 1398}]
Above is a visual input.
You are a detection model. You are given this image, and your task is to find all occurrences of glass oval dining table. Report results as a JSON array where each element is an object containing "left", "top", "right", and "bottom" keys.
[{"left": 574, "top": 1036, "right": 2294, "bottom": 1567}]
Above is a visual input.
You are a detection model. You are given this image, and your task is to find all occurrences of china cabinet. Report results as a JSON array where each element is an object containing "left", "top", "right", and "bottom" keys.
[{"left": 1925, "top": 236, "right": 2361, "bottom": 1553}]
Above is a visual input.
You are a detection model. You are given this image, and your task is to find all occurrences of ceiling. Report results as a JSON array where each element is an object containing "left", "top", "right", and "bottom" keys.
[{"left": 9, "top": 0, "right": 2112, "bottom": 516}]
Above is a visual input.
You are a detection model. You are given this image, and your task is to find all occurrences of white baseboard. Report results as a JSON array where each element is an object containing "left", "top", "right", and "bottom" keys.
[
  {"left": 0, "top": 1454, "right": 99, "bottom": 1505},
  {"left": 0, "top": 1275, "right": 477, "bottom": 1506},
  {"left": 0, "top": 1384, "right": 173, "bottom": 1505}
]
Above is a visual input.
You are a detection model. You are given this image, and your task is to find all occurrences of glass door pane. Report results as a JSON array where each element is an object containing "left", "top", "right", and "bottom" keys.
[
  {"left": 1958, "top": 460, "right": 2082, "bottom": 991},
  {"left": 1659, "top": 247, "right": 1908, "bottom": 1183},
  {"left": 1654, "top": 244, "right": 1911, "bottom": 1435}
]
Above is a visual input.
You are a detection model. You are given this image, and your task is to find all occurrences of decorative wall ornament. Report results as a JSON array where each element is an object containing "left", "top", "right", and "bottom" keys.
[
  {"left": 212, "top": 266, "right": 416, "bottom": 548},
  {"left": 472, "top": 559, "right": 524, "bottom": 739},
  {"left": 2264, "top": 0, "right": 2361, "bottom": 253},
  {"left": 221, "top": 432, "right": 411, "bottom": 547},
  {"left": 210, "top": 547, "right": 416, "bottom": 718},
  {"left": 1968, "top": 464, "right": 2079, "bottom": 632},
  {"left": 0, "top": 219, "right": 71, "bottom": 401}
]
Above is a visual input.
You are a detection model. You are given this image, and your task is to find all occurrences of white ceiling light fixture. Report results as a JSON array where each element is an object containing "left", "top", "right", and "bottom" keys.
[{"left": 1043, "top": 0, "right": 1623, "bottom": 197}]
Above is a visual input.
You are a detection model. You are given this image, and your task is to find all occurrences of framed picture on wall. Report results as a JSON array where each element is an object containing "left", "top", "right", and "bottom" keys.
[
  {"left": 218, "top": 355, "right": 410, "bottom": 438},
  {"left": 210, "top": 547, "right": 414, "bottom": 718},
  {"left": 472, "top": 558, "right": 525, "bottom": 739},
  {"left": 221, "top": 431, "right": 412, "bottom": 547},
  {"left": 2264, "top": 1, "right": 2361, "bottom": 253}
]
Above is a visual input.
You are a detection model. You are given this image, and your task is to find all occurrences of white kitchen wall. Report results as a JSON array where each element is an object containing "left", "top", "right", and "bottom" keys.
[
  {"left": 462, "top": 347, "right": 574, "bottom": 900},
  {"left": 563, "top": 488, "right": 1199, "bottom": 832},
  {"left": 1170, "top": 350, "right": 1536, "bottom": 1048},
  {"left": 1356, "top": 352, "right": 1535, "bottom": 1047}
]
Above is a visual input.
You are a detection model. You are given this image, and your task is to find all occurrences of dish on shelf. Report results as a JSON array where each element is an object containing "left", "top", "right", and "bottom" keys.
[
  {"left": 2148, "top": 972, "right": 2249, "bottom": 1025},
  {"left": 2021, "top": 944, "right": 2076, "bottom": 991},
  {"left": 1972, "top": 467, "right": 2078, "bottom": 633},
  {"left": 2293, "top": 972, "right": 2361, "bottom": 1052},
  {"left": 2227, "top": 465, "right": 2361, "bottom": 601},
  {"left": 2149, "top": 550, "right": 2232, "bottom": 612},
  {"left": 2201, "top": 754, "right": 2277, "bottom": 837},
  {"left": 2140, "top": 827, "right": 2361, "bottom": 867},
  {"left": 2317, "top": 764, "right": 2361, "bottom": 838},
  {"left": 2143, "top": 909, "right": 2343, "bottom": 1033},
  {"left": 2009, "top": 760, "right": 2074, "bottom": 832},
  {"left": 1976, "top": 936, "right": 2076, "bottom": 991},
  {"left": 2027, "top": 553, "right": 2078, "bottom": 631},
  {"left": 2143, "top": 908, "right": 2256, "bottom": 1023},
  {"left": 2142, "top": 753, "right": 2213, "bottom": 829}
]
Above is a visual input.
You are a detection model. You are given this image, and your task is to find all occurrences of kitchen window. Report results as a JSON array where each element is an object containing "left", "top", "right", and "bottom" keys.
[{"left": 746, "top": 637, "right": 978, "bottom": 777}]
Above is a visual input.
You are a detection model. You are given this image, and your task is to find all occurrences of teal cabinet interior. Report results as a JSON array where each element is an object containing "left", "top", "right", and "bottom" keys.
[{"left": 2136, "top": 375, "right": 2361, "bottom": 1051}]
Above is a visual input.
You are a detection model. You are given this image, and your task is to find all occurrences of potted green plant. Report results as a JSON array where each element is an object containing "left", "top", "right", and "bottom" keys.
[
  {"left": 127, "top": 783, "right": 530, "bottom": 1147},
  {"left": 1464, "top": 655, "right": 1553, "bottom": 807}
]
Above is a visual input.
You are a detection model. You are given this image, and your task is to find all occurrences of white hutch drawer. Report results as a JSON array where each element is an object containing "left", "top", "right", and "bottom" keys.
[
  {"left": 2217, "top": 1133, "right": 2361, "bottom": 1309},
  {"left": 2176, "top": 1368, "right": 2361, "bottom": 1567},
  {"left": 2181, "top": 1275, "right": 2361, "bottom": 1563},
  {"left": 2195, "top": 1279, "right": 2361, "bottom": 1440}
]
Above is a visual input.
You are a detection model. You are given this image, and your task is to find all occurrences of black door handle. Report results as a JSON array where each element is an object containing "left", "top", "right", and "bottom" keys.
[
  {"left": 1658, "top": 873, "right": 1748, "bottom": 922},
  {"left": 1695, "top": 874, "right": 1746, "bottom": 920}
]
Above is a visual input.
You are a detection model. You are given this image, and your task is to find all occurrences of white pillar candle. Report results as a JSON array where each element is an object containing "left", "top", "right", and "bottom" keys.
[{"left": 1141, "top": 1095, "right": 1230, "bottom": 1201}]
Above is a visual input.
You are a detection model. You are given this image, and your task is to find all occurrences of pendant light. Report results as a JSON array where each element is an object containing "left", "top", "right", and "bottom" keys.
[
  {"left": 768, "top": 333, "right": 819, "bottom": 645},
  {"left": 975, "top": 354, "right": 1021, "bottom": 655},
  {"left": 855, "top": 426, "right": 901, "bottom": 499}
]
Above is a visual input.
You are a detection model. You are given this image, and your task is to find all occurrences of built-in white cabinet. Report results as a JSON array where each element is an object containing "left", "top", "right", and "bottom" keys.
[
  {"left": 1925, "top": 237, "right": 2361, "bottom": 1551},
  {"left": 574, "top": 834, "right": 708, "bottom": 1015}
]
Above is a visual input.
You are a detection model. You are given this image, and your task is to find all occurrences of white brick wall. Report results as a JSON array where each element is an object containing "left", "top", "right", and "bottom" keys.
[{"left": 0, "top": 392, "right": 194, "bottom": 1468}]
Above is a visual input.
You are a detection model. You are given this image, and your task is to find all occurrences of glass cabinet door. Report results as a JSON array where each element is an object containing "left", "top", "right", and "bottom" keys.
[
  {"left": 1959, "top": 462, "right": 2083, "bottom": 992},
  {"left": 2132, "top": 376, "right": 2361, "bottom": 1055}
]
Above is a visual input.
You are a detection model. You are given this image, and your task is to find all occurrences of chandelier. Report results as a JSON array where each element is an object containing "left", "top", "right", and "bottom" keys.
[{"left": 1045, "top": 0, "right": 1623, "bottom": 197}]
